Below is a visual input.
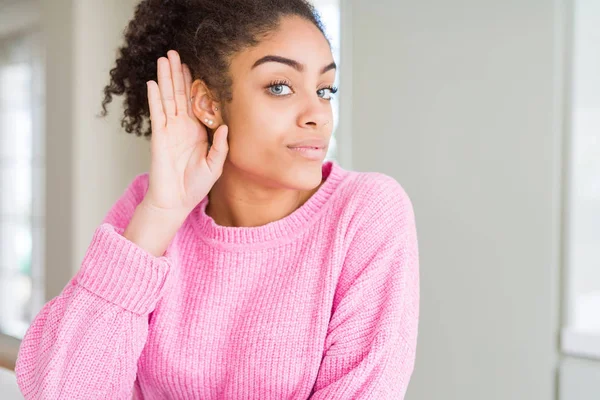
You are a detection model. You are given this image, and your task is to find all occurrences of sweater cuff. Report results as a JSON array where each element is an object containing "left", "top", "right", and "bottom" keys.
[{"left": 76, "top": 223, "right": 172, "bottom": 315}]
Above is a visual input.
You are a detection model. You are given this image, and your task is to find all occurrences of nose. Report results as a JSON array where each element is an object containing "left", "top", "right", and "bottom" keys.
[{"left": 297, "top": 96, "right": 330, "bottom": 130}]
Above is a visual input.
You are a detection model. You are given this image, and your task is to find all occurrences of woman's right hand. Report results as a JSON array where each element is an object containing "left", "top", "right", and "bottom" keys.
[{"left": 143, "top": 49, "right": 229, "bottom": 218}]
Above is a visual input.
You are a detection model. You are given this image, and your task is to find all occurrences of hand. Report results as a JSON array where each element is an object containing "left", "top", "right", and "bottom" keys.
[{"left": 144, "top": 49, "right": 229, "bottom": 216}]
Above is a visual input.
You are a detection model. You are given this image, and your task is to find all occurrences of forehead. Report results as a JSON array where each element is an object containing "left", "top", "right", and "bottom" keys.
[{"left": 231, "top": 15, "right": 333, "bottom": 74}]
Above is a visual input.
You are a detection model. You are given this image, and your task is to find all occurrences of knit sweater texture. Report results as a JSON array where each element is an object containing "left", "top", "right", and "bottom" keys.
[{"left": 15, "top": 160, "right": 419, "bottom": 399}]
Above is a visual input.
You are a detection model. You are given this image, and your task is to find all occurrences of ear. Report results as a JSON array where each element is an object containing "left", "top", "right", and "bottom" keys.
[{"left": 190, "top": 79, "right": 223, "bottom": 129}]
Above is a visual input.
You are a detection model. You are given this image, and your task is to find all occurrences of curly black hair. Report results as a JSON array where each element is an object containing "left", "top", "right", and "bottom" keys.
[{"left": 98, "top": 0, "right": 329, "bottom": 142}]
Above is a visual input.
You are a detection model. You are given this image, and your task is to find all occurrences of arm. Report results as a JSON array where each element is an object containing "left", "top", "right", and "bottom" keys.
[
  {"left": 309, "top": 177, "right": 420, "bottom": 399},
  {"left": 15, "top": 174, "right": 174, "bottom": 399}
]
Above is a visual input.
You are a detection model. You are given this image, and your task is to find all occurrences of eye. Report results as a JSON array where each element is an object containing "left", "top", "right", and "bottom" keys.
[
  {"left": 317, "top": 86, "right": 339, "bottom": 101},
  {"left": 266, "top": 80, "right": 293, "bottom": 97}
]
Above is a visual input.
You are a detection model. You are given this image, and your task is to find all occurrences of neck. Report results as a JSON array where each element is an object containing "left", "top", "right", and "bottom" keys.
[{"left": 205, "top": 162, "right": 322, "bottom": 228}]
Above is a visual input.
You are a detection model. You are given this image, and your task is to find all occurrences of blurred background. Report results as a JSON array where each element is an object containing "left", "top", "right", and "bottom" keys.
[{"left": 0, "top": 0, "right": 598, "bottom": 399}]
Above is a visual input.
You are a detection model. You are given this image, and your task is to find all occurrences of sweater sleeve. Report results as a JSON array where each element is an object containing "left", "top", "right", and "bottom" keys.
[
  {"left": 14, "top": 173, "right": 174, "bottom": 399},
  {"left": 309, "top": 176, "right": 420, "bottom": 400}
]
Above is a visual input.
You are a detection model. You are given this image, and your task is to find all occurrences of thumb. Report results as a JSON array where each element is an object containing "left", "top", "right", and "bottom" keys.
[{"left": 206, "top": 125, "right": 229, "bottom": 175}]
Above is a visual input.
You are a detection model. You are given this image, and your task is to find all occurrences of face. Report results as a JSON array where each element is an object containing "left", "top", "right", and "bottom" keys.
[{"left": 217, "top": 15, "right": 336, "bottom": 191}]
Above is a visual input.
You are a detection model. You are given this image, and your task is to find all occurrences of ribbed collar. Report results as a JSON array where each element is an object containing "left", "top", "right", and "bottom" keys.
[{"left": 191, "top": 160, "right": 348, "bottom": 248}]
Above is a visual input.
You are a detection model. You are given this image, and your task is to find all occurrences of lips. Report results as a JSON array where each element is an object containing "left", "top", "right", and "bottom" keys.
[
  {"left": 287, "top": 146, "right": 326, "bottom": 161},
  {"left": 286, "top": 138, "right": 328, "bottom": 150},
  {"left": 288, "top": 146, "right": 323, "bottom": 150}
]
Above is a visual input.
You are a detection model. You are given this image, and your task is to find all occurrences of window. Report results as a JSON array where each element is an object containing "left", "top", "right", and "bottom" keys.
[
  {"left": 562, "top": 0, "right": 600, "bottom": 359},
  {"left": 0, "top": 29, "right": 44, "bottom": 341}
]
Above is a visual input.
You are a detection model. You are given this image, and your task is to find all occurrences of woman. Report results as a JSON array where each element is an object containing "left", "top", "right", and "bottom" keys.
[{"left": 15, "top": 0, "right": 420, "bottom": 398}]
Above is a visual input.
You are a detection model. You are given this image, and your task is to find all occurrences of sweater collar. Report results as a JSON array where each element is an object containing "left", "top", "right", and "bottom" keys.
[{"left": 191, "top": 160, "right": 347, "bottom": 247}]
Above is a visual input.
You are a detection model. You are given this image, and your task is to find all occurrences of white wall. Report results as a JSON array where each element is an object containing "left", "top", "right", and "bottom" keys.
[
  {"left": 345, "top": 0, "right": 563, "bottom": 398},
  {"left": 43, "top": 0, "right": 150, "bottom": 300},
  {"left": 72, "top": 0, "right": 152, "bottom": 275}
]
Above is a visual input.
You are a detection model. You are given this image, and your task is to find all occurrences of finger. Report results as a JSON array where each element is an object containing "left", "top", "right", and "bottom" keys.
[
  {"left": 182, "top": 64, "right": 194, "bottom": 117},
  {"left": 157, "top": 57, "right": 176, "bottom": 117},
  {"left": 206, "top": 125, "right": 229, "bottom": 174},
  {"left": 167, "top": 50, "right": 188, "bottom": 116},
  {"left": 147, "top": 80, "right": 166, "bottom": 130}
]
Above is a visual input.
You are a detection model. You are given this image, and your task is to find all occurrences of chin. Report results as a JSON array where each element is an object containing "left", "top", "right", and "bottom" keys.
[{"left": 285, "top": 160, "right": 324, "bottom": 190}]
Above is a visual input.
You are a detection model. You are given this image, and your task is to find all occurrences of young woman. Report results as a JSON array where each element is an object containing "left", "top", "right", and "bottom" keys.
[{"left": 15, "top": 0, "right": 420, "bottom": 398}]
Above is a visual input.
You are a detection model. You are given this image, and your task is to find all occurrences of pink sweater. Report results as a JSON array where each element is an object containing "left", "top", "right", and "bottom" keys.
[{"left": 15, "top": 160, "right": 419, "bottom": 399}]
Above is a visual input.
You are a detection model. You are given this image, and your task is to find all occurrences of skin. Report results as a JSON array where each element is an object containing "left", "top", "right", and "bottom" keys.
[{"left": 189, "top": 15, "right": 337, "bottom": 228}]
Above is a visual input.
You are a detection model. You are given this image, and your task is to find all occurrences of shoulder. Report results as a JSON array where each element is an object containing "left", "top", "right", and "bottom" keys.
[
  {"left": 117, "top": 171, "right": 151, "bottom": 207},
  {"left": 129, "top": 172, "right": 150, "bottom": 197},
  {"left": 336, "top": 170, "right": 419, "bottom": 285},
  {"left": 101, "top": 172, "right": 150, "bottom": 229},
  {"left": 342, "top": 169, "right": 415, "bottom": 225}
]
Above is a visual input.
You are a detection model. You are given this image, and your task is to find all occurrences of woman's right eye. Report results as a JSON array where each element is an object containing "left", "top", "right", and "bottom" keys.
[{"left": 267, "top": 83, "right": 293, "bottom": 97}]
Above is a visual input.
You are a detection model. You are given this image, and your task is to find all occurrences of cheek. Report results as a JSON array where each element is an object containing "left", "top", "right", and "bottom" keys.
[{"left": 230, "top": 96, "right": 292, "bottom": 149}]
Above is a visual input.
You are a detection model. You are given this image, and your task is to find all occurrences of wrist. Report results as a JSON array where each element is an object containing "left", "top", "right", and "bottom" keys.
[
  {"left": 138, "top": 198, "right": 191, "bottom": 224},
  {"left": 123, "top": 200, "right": 189, "bottom": 257}
]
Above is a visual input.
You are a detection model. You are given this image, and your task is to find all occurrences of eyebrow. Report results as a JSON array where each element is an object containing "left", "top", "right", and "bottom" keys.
[{"left": 251, "top": 55, "right": 336, "bottom": 74}]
